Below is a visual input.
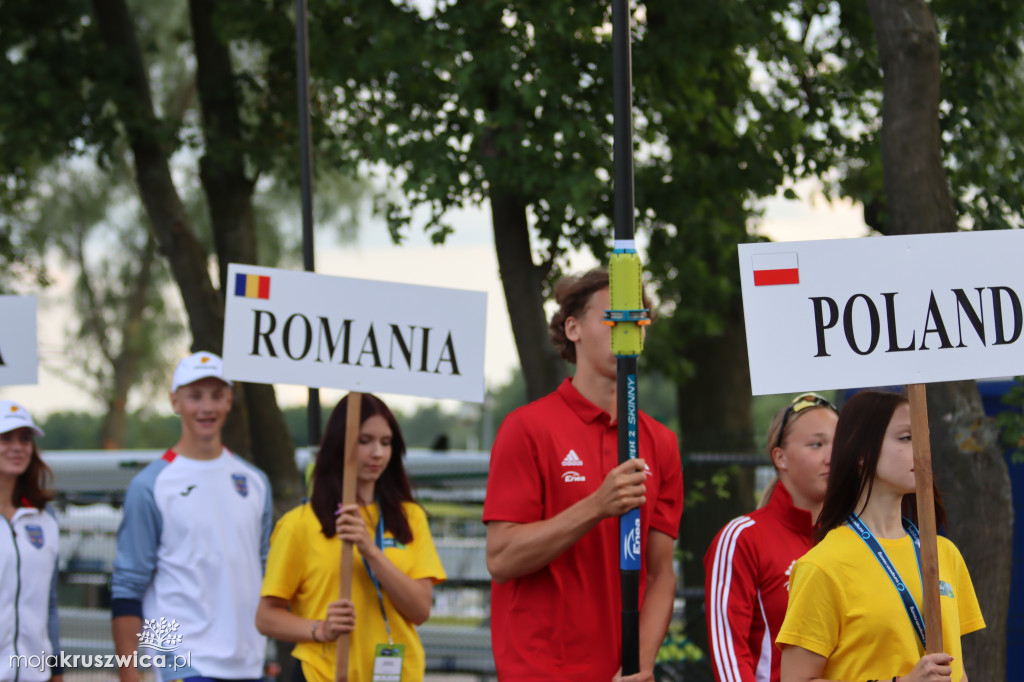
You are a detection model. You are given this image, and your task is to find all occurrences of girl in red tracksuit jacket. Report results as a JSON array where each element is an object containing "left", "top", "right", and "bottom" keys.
[{"left": 703, "top": 393, "right": 838, "bottom": 682}]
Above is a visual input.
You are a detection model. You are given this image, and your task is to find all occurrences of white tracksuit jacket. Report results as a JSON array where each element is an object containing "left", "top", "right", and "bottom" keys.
[{"left": 0, "top": 505, "right": 61, "bottom": 682}]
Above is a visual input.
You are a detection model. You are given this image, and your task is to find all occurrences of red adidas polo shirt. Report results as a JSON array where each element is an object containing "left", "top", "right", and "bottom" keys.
[{"left": 483, "top": 378, "right": 684, "bottom": 681}]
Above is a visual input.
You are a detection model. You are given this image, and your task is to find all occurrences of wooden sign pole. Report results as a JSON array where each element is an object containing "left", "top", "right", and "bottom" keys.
[
  {"left": 906, "top": 383, "right": 943, "bottom": 654},
  {"left": 335, "top": 392, "right": 362, "bottom": 682}
]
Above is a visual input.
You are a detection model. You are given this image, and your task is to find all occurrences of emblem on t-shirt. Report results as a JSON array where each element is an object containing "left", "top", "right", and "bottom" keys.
[
  {"left": 232, "top": 473, "right": 249, "bottom": 497},
  {"left": 561, "top": 449, "right": 584, "bottom": 467},
  {"left": 180, "top": 485, "right": 197, "bottom": 497},
  {"left": 784, "top": 559, "right": 796, "bottom": 591},
  {"left": 25, "top": 524, "right": 44, "bottom": 549},
  {"left": 643, "top": 462, "right": 653, "bottom": 477},
  {"left": 938, "top": 580, "right": 954, "bottom": 598},
  {"left": 562, "top": 470, "right": 586, "bottom": 482}
]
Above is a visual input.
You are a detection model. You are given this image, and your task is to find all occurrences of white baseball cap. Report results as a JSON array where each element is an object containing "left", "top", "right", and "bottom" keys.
[
  {"left": 0, "top": 400, "right": 44, "bottom": 437},
  {"left": 171, "top": 351, "right": 233, "bottom": 392}
]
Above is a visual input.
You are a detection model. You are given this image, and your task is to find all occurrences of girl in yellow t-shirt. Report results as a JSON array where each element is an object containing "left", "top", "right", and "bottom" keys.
[
  {"left": 256, "top": 393, "right": 446, "bottom": 682},
  {"left": 777, "top": 390, "right": 984, "bottom": 682}
]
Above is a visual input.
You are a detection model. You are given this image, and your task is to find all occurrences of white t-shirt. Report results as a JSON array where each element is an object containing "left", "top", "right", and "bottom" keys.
[{"left": 112, "top": 448, "right": 272, "bottom": 681}]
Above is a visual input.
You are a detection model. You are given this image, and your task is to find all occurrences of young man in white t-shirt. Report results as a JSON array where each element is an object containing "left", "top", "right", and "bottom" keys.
[{"left": 111, "top": 351, "right": 272, "bottom": 682}]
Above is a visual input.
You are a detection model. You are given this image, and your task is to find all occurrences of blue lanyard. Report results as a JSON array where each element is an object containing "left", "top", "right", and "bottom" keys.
[
  {"left": 360, "top": 502, "right": 393, "bottom": 644},
  {"left": 847, "top": 513, "right": 926, "bottom": 649}
]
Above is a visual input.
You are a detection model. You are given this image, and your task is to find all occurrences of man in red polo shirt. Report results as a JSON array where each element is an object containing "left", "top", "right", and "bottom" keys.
[{"left": 483, "top": 268, "right": 684, "bottom": 682}]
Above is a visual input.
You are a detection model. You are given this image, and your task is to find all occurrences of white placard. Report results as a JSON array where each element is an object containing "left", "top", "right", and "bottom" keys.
[
  {"left": 739, "top": 230, "right": 1024, "bottom": 395},
  {"left": 0, "top": 296, "right": 38, "bottom": 386},
  {"left": 223, "top": 264, "right": 487, "bottom": 402}
]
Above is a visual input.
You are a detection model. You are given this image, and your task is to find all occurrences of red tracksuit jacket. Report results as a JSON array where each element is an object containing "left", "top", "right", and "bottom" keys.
[{"left": 703, "top": 482, "right": 814, "bottom": 682}]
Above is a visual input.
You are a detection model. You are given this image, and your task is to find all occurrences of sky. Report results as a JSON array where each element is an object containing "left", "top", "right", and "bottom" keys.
[{"left": 0, "top": 183, "right": 869, "bottom": 419}]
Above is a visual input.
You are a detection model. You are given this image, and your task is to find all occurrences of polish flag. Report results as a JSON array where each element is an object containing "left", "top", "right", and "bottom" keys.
[{"left": 752, "top": 252, "right": 800, "bottom": 286}]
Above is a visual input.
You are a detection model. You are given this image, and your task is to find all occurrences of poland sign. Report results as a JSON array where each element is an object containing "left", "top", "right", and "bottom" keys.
[{"left": 739, "top": 230, "right": 1024, "bottom": 395}]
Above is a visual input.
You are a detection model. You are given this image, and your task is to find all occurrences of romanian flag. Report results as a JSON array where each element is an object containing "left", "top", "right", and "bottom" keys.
[
  {"left": 235, "top": 273, "right": 271, "bottom": 299},
  {"left": 752, "top": 252, "right": 800, "bottom": 286}
]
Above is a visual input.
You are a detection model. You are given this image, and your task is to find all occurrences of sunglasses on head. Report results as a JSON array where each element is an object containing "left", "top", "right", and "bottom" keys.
[{"left": 775, "top": 392, "right": 837, "bottom": 449}]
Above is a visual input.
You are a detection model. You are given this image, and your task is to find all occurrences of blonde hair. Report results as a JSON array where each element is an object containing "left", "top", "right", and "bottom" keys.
[
  {"left": 764, "top": 407, "right": 789, "bottom": 458},
  {"left": 757, "top": 399, "right": 832, "bottom": 508}
]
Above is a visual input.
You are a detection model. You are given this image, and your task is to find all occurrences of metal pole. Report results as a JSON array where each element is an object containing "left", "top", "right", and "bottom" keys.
[
  {"left": 295, "top": 0, "right": 321, "bottom": 450},
  {"left": 609, "top": 0, "right": 643, "bottom": 675}
]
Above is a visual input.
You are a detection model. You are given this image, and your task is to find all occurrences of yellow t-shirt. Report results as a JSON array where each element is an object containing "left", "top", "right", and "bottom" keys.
[
  {"left": 777, "top": 526, "right": 985, "bottom": 681},
  {"left": 261, "top": 502, "right": 446, "bottom": 682}
]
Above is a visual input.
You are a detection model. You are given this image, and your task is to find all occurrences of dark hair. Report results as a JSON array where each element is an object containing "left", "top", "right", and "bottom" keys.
[
  {"left": 12, "top": 438, "right": 54, "bottom": 510},
  {"left": 815, "top": 390, "right": 945, "bottom": 542},
  {"left": 548, "top": 267, "right": 653, "bottom": 364},
  {"left": 309, "top": 393, "right": 415, "bottom": 543}
]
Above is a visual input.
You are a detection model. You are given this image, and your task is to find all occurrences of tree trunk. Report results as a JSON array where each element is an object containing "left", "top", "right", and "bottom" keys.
[
  {"left": 677, "top": 306, "right": 755, "bottom": 658},
  {"left": 188, "top": 0, "right": 258, "bottom": 292},
  {"left": 91, "top": 0, "right": 224, "bottom": 355},
  {"left": 99, "top": 232, "right": 158, "bottom": 449},
  {"left": 90, "top": 0, "right": 253, "bottom": 453},
  {"left": 189, "top": 0, "right": 300, "bottom": 507},
  {"left": 867, "top": 2, "right": 1012, "bottom": 677},
  {"left": 927, "top": 382, "right": 1013, "bottom": 679},
  {"left": 866, "top": 0, "right": 956, "bottom": 236},
  {"left": 489, "top": 191, "right": 566, "bottom": 401},
  {"left": 676, "top": 311, "right": 754, "bottom": 454}
]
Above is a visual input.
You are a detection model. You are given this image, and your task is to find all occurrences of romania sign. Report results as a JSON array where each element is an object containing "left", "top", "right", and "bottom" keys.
[
  {"left": 0, "top": 296, "right": 38, "bottom": 386},
  {"left": 222, "top": 264, "right": 487, "bottom": 402},
  {"left": 739, "top": 230, "right": 1024, "bottom": 395}
]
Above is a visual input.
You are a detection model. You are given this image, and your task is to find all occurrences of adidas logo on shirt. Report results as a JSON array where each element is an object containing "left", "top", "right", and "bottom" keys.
[{"left": 561, "top": 450, "right": 584, "bottom": 467}]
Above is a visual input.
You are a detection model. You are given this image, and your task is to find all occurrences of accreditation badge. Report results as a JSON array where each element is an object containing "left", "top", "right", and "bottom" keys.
[{"left": 371, "top": 643, "right": 405, "bottom": 682}]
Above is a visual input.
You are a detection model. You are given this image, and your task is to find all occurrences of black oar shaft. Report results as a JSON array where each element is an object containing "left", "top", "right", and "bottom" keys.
[
  {"left": 295, "top": 0, "right": 321, "bottom": 447},
  {"left": 613, "top": 0, "right": 635, "bottom": 243},
  {"left": 612, "top": 0, "right": 640, "bottom": 675}
]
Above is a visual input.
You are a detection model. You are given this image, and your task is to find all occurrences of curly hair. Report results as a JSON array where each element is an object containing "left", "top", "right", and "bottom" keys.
[{"left": 547, "top": 267, "right": 653, "bottom": 364}]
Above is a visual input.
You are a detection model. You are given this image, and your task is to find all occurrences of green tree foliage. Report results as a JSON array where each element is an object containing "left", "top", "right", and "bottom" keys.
[
  {"left": 18, "top": 160, "right": 185, "bottom": 448},
  {"left": 40, "top": 410, "right": 180, "bottom": 450},
  {"left": 0, "top": 0, "right": 369, "bottom": 505},
  {"left": 0, "top": 227, "right": 48, "bottom": 292}
]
